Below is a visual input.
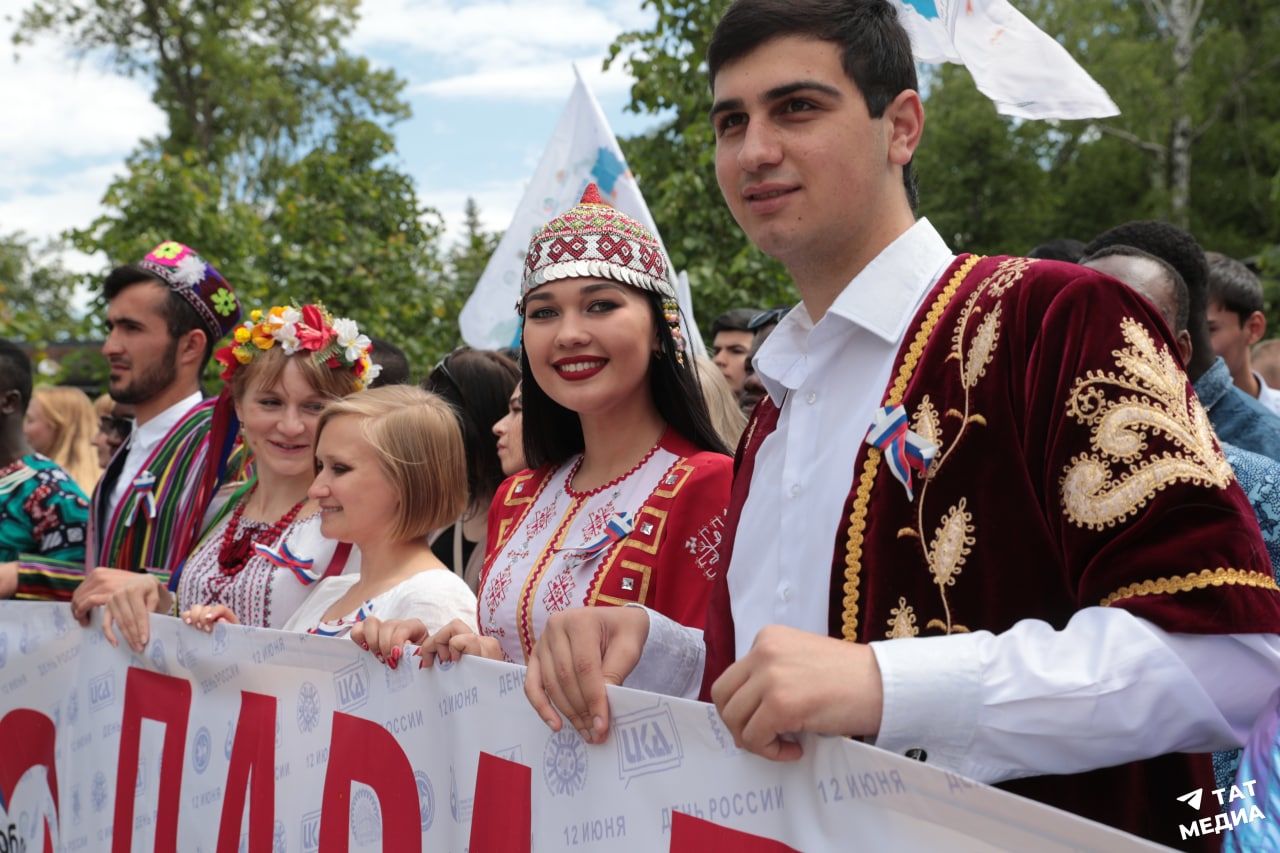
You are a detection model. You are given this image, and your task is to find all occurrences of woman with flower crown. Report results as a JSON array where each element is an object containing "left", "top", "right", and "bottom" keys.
[
  {"left": 353, "top": 184, "right": 734, "bottom": 669},
  {"left": 100, "top": 303, "right": 381, "bottom": 650}
]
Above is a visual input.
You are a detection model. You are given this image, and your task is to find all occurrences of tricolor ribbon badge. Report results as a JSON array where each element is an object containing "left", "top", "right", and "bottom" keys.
[
  {"left": 556, "top": 511, "right": 634, "bottom": 558},
  {"left": 254, "top": 541, "right": 318, "bottom": 584},
  {"left": 124, "top": 471, "right": 159, "bottom": 527},
  {"left": 865, "top": 404, "right": 939, "bottom": 501}
]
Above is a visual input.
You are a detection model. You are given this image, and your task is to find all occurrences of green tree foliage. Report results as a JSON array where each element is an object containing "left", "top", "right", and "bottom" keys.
[
  {"left": 608, "top": 0, "right": 1280, "bottom": 326},
  {"left": 0, "top": 233, "right": 88, "bottom": 344},
  {"left": 16, "top": 0, "right": 454, "bottom": 373}
]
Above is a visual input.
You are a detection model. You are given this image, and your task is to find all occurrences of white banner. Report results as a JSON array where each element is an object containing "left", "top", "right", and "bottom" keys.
[
  {"left": 894, "top": 0, "right": 1119, "bottom": 120},
  {"left": 458, "top": 68, "right": 702, "bottom": 354},
  {"left": 0, "top": 602, "right": 1159, "bottom": 851}
]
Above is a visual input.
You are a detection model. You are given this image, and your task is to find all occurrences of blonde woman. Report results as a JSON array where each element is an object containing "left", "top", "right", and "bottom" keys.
[
  {"left": 185, "top": 386, "right": 477, "bottom": 648},
  {"left": 24, "top": 386, "right": 102, "bottom": 493},
  {"left": 694, "top": 355, "right": 748, "bottom": 449}
]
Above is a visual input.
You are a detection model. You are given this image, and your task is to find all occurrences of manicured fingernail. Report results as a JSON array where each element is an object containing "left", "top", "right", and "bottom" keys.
[
  {"left": 360, "top": 642, "right": 368, "bottom": 650},
  {"left": 593, "top": 716, "right": 604, "bottom": 734},
  {"left": 391, "top": 647, "right": 400, "bottom": 661}
]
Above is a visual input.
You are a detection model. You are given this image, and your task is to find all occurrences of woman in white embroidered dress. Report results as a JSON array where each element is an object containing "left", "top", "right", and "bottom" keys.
[
  {"left": 357, "top": 184, "right": 733, "bottom": 668},
  {"left": 187, "top": 386, "right": 477, "bottom": 650},
  {"left": 101, "top": 304, "right": 375, "bottom": 650}
]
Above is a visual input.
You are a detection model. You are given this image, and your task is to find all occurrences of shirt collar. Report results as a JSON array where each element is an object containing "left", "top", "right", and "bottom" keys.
[
  {"left": 755, "top": 218, "right": 954, "bottom": 402},
  {"left": 133, "top": 391, "right": 203, "bottom": 452},
  {"left": 1193, "top": 357, "right": 1232, "bottom": 410}
]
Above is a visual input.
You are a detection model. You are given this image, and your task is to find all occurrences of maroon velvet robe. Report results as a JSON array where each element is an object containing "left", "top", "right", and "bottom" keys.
[{"left": 702, "top": 255, "right": 1280, "bottom": 850}]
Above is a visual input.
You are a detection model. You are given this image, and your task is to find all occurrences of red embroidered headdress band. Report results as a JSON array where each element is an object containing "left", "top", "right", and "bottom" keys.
[{"left": 520, "top": 183, "right": 676, "bottom": 304}]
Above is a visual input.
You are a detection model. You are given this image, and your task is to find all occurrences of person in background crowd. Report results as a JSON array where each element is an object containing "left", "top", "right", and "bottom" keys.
[
  {"left": 90, "top": 395, "right": 135, "bottom": 469},
  {"left": 1222, "top": 687, "right": 1280, "bottom": 852},
  {"left": 695, "top": 355, "right": 748, "bottom": 448},
  {"left": 99, "top": 303, "right": 375, "bottom": 650},
  {"left": 524, "top": 6, "right": 1280, "bottom": 848},
  {"left": 0, "top": 340, "right": 90, "bottom": 598},
  {"left": 16, "top": 242, "right": 241, "bottom": 606},
  {"left": 1026, "top": 238, "right": 1085, "bottom": 262},
  {"left": 738, "top": 307, "right": 789, "bottom": 418},
  {"left": 368, "top": 337, "right": 411, "bottom": 387},
  {"left": 398, "top": 184, "right": 732, "bottom": 671},
  {"left": 1254, "top": 339, "right": 1280, "bottom": 391},
  {"left": 493, "top": 381, "right": 526, "bottom": 478},
  {"left": 422, "top": 347, "right": 519, "bottom": 587},
  {"left": 710, "top": 307, "right": 760, "bottom": 396},
  {"left": 25, "top": 385, "right": 102, "bottom": 494},
  {"left": 1084, "top": 221, "right": 1280, "bottom": 461},
  {"left": 1206, "top": 252, "right": 1280, "bottom": 416},
  {"left": 186, "top": 386, "right": 477, "bottom": 647}
]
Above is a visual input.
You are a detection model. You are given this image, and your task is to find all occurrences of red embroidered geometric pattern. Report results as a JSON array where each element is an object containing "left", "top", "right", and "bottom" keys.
[
  {"left": 541, "top": 566, "right": 577, "bottom": 613},
  {"left": 547, "top": 235, "right": 588, "bottom": 261}
]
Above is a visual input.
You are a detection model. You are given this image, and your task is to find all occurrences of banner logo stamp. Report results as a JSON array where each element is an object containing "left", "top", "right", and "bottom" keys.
[{"left": 544, "top": 729, "right": 588, "bottom": 797}]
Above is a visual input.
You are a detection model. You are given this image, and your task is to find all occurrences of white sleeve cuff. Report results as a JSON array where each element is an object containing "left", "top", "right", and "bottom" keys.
[
  {"left": 621, "top": 605, "right": 705, "bottom": 700},
  {"left": 869, "top": 632, "right": 985, "bottom": 773}
]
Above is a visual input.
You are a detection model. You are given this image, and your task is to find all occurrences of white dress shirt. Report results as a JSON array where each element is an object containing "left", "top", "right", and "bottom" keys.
[
  {"left": 107, "top": 391, "right": 204, "bottom": 518},
  {"left": 628, "top": 219, "right": 1280, "bottom": 784}
]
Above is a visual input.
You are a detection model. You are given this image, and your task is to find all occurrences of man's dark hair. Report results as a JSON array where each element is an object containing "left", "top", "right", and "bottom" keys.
[
  {"left": 103, "top": 265, "right": 213, "bottom": 368},
  {"left": 1081, "top": 244, "right": 1190, "bottom": 333},
  {"left": 0, "top": 339, "right": 33, "bottom": 412},
  {"left": 708, "top": 0, "right": 919, "bottom": 210},
  {"left": 1206, "top": 251, "right": 1264, "bottom": 323},
  {"left": 1083, "top": 220, "right": 1212, "bottom": 379},
  {"left": 521, "top": 291, "right": 731, "bottom": 467},
  {"left": 710, "top": 308, "right": 760, "bottom": 337},
  {"left": 423, "top": 348, "right": 520, "bottom": 504},
  {"left": 1028, "top": 238, "right": 1086, "bottom": 263},
  {"left": 368, "top": 337, "right": 411, "bottom": 387}
]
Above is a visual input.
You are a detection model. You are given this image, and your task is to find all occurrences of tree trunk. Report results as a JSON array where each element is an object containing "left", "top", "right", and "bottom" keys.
[{"left": 1167, "top": 0, "right": 1199, "bottom": 229}]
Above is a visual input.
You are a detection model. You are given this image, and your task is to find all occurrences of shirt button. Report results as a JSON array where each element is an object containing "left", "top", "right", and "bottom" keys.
[
  {"left": 789, "top": 483, "right": 801, "bottom": 497},
  {"left": 806, "top": 391, "right": 818, "bottom": 404},
  {"left": 780, "top": 584, "right": 793, "bottom": 602}
]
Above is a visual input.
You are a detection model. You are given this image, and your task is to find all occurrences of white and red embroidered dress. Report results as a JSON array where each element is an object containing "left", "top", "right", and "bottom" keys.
[{"left": 478, "top": 429, "right": 731, "bottom": 663}]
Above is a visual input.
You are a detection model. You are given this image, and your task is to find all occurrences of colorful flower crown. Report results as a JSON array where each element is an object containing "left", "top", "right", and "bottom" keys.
[{"left": 213, "top": 303, "right": 381, "bottom": 389}]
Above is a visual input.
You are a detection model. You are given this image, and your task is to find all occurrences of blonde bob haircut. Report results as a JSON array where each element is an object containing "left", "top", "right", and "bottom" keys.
[
  {"left": 229, "top": 344, "right": 362, "bottom": 403},
  {"left": 316, "top": 385, "right": 467, "bottom": 541}
]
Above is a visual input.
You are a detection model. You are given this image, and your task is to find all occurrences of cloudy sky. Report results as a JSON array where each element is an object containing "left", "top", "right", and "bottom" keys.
[{"left": 0, "top": 0, "right": 667, "bottom": 271}]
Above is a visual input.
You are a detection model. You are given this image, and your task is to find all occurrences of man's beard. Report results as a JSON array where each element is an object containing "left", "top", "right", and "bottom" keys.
[{"left": 109, "top": 337, "right": 180, "bottom": 405}]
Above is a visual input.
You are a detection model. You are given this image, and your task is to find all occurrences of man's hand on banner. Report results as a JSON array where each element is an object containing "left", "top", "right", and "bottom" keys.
[
  {"left": 352, "top": 616, "right": 428, "bottom": 668},
  {"left": 417, "top": 619, "right": 503, "bottom": 668},
  {"left": 71, "top": 567, "right": 139, "bottom": 625},
  {"left": 103, "top": 572, "right": 172, "bottom": 652},
  {"left": 525, "top": 606, "right": 650, "bottom": 745},
  {"left": 710, "top": 626, "right": 884, "bottom": 762},
  {"left": 181, "top": 603, "right": 239, "bottom": 630}
]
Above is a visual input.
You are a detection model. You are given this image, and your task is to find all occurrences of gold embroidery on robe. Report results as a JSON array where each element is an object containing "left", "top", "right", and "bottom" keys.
[
  {"left": 1099, "top": 567, "right": 1279, "bottom": 607},
  {"left": 929, "top": 499, "right": 973, "bottom": 588},
  {"left": 1062, "top": 318, "right": 1232, "bottom": 530},
  {"left": 886, "top": 597, "right": 919, "bottom": 638},
  {"left": 911, "top": 395, "right": 943, "bottom": 452}
]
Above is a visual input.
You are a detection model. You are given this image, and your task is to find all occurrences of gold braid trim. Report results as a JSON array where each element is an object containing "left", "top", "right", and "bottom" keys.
[
  {"left": 841, "top": 254, "right": 984, "bottom": 641},
  {"left": 1099, "top": 568, "right": 1279, "bottom": 607}
]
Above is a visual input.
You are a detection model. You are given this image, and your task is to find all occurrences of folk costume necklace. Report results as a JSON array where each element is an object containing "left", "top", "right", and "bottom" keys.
[{"left": 217, "top": 486, "right": 305, "bottom": 577}]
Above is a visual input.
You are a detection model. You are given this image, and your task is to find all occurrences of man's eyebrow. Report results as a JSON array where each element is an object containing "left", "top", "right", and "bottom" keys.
[
  {"left": 763, "top": 80, "right": 843, "bottom": 102},
  {"left": 710, "top": 80, "right": 843, "bottom": 120}
]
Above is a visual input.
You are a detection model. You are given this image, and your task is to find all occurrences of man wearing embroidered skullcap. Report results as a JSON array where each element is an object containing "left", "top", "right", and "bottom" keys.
[
  {"left": 524, "top": 1, "right": 1280, "bottom": 848},
  {"left": 8, "top": 242, "right": 242, "bottom": 611}
]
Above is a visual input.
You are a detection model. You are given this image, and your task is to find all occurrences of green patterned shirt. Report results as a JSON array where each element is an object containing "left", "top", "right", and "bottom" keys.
[{"left": 0, "top": 453, "right": 90, "bottom": 563}]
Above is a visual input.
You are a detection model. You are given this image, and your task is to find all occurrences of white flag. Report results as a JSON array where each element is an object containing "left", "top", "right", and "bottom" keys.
[
  {"left": 460, "top": 68, "right": 701, "bottom": 352},
  {"left": 895, "top": 0, "right": 1119, "bottom": 120}
]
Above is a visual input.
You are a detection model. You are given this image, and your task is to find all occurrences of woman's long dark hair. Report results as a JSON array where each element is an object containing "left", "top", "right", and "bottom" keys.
[{"left": 521, "top": 289, "right": 730, "bottom": 468}]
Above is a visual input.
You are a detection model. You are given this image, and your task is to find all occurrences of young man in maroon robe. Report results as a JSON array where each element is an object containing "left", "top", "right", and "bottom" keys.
[{"left": 520, "top": 1, "right": 1280, "bottom": 846}]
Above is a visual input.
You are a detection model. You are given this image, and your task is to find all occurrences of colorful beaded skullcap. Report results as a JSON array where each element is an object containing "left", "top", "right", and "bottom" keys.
[
  {"left": 138, "top": 241, "right": 241, "bottom": 341},
  {"left": 521, "top": 183, "right": 675, "bottom": 303}
]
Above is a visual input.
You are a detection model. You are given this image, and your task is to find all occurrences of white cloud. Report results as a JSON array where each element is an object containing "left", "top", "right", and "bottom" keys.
[
  {"left": 413, "top": 53, "right": 631, "bottom": 99},
  {"left": 0, "top": 3, "right": 162, "bottom": 255},
  {"left": 354, "top": 0, "right": 649, "bottom": 99}
]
